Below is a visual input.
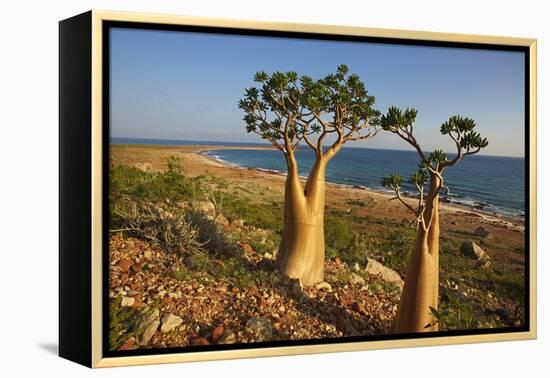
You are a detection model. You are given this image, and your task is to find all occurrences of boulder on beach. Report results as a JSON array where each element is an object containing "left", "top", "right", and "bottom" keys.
[{"left": 460, "top": 240, "right": 490, "bottom": 260}]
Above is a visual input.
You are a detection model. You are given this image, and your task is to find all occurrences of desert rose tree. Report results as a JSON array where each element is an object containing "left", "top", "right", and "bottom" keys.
[
  {"left": 380, "top": 107, "right": 488, "bottom": 332},
  {"left": 239, "top": 65, "right": 380, "bottom": 285}
]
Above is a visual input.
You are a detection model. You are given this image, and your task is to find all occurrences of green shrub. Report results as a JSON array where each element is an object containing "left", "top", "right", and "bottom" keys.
[
  {"left": 430, "top": 292, "right": 478, "bottom": 330},
  {"left": 108, "top": 300, "right": 141, "bottom": 350},
  {"left": 371, "top": 225, "right": 415, "bottom": 274},
  {"left": 464, "top": 268, "right": 525, "bottom": 304},
  {"left": 332, "top": 267, "right": 353, "bottom": 285},
  {"left": 110, "top": 157, "right": 206, "bottom": 203},
  {"left": 222, "top": 193, "right": 283, "bottom": 231},
  {"left": 172, "top": 265, "right": 192, "bottom": 281},
  {"left": 324, "top": 215, "right": 369, "bottom": 265}
]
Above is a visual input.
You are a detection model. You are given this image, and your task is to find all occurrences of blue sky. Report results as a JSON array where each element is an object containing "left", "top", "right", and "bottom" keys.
[{"left": 110, "top": 27, "right": 525, "bottom": 157}]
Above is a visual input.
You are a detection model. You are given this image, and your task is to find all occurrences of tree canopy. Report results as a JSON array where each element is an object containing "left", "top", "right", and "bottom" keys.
[
  {"left": 380, "top": 106, "right": 488, "bottom": 172},
  {"left": 380, "top": 106, "right": 488, "bottom": 229},
  {"left": 238, "top": 65, "right": 381, "bottom": 162}
]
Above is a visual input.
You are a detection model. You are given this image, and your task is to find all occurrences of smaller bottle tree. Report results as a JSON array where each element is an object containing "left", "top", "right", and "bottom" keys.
[{"left": 380, "top": 107, "right": 488, "bottom": 333}]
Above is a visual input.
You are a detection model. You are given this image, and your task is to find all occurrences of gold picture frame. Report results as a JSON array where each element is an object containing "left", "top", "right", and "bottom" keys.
[{"left": 59, "top": 9, "right": 537, "bottom": 368}]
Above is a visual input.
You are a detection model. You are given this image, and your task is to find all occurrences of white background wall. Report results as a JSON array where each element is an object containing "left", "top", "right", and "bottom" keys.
[{"left": 1, "top": 0, "right": 547, "bottom": 376}]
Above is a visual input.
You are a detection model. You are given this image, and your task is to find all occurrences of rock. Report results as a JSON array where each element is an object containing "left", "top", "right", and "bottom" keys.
[
  {"left": 289, "top": 278, "right": 303, "bottom": 296},
  {"left": 161, "top": 313, "right": 183, "bottom": 333},
  {"left": 196, "top": 201, "right": 216, "bottom": 214},
  {"left": 476, "top": 260, "right": 491, "bottom": 269},
  {"left": 365, "top": 258, "right": 404, "bottom": 288},
  {"left": 218, "top": 330, "right": 237, "bottom": 344},
  {"left": 215, "top": 214, "right": 229, "bottom": 226},
  {"left": 132, "top": 299, "right": 146, "bottom": 308},
  {"left": 334, "top": 257, "right": 342, "bottom": 265},
  {"left": 495, "top": 308, "right": 510, "bottom": 321},
  {"left": 349, "top": 273, "right": 365, "bottom": 286},
  {"left": 137, "top": 319, "right": 159, "bottom": 346},
  {"left": 117, "top": 337, "right": 136, "bottom": 351},
  {"left": 134, "top": 308, "right": 160, "bottom": 345},
  {"left": 120, "top": 296, "right": 135, "bottom": 307},
  {"left": 264, "top": 252, "right": 274, "bottom": 260},
  {"left": 353, "top": 262, "right": 361, "bottom": 272},
  {"left": 211, "top": 326, "right": 225, "bottom": 343},
  {"left": 474, "top": 226, "right": 490, "bottom": 238},
  {"left": 232, "top": 219, "right": 245, "bottom": 228},
  {"left": 143, "top": 250, "right": 153, "bottom": 259},
  {"left": 460, "top": 240, "right": 490, "bottom": 260},
  {"left": 134, "top": 162, "right": 152, "bottom": 172},
  {"left": 315, "top": 282, "right": 332, "bottom": 291},
  {"left": 241, "top": 243, "right": 254, "bottom": 255},
  {"left": 245, "top": 317, "right": 273, "bottom": 342},
  {"left": 118, "top": 259, "right": 133, "bottom": 273},
  {"left": 352, "top": 302, "right": 368, "bottom": 316},
  {"left": 190, "top": 336, "right": 210, "bottom": 346}
]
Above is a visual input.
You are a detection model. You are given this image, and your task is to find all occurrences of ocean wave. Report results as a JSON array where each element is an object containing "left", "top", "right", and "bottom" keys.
[
  {"left": 442, "top": 196, "right": 523, "bottom": 219},
  {"left": 256, "top": 167, "right": 286, "bottom": 176},
  {"left": 202, "top": 151, "right": 241, "bottom": 168}
]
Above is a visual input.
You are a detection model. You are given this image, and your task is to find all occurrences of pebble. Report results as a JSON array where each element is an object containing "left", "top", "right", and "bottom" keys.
[
  {"left": 245, "top": 317, "right": 273, "bottom": 342},
  {"left": 315, "top": 282, "right": 332, "bottom": 292},
  {"left": 211, "top": 326, "right": 225, "bottom": 343},
  {"left": 218, "top": 331, "right": 236, "bottom": 344},
  {"left": 121, "top": 296, "right": 135, "bottom": 307}
]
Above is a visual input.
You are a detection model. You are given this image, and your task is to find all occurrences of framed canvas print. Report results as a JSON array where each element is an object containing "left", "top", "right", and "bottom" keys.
[{"left": 59, "top": 10, "right": 537, "bottom": 368}]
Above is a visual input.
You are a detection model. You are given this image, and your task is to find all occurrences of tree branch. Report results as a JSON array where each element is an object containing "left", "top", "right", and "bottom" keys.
[
  {"left": 442, "top": 130, "right": 463, "bottom": 167},
  {"left": 388, "top": 185, "right": 417, "bottom": 215}
]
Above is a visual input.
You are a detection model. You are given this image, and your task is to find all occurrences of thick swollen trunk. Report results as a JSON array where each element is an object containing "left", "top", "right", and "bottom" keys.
[
  {"left": 393, "top": 173, "right": 442, "bottom": 333},
  {"left": 276, "top": 159, "right": 326, "bottom": 286},
  {"left": 425, "top": 173, "right": 441, "bottom": 330},
  {"left": 392, "top": 227, "right": 438, "bottom": 333}
]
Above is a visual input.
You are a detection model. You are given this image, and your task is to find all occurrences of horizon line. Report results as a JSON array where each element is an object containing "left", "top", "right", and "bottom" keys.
[{"left": 110, "top": 136, "right": 526, "bottom": 159}]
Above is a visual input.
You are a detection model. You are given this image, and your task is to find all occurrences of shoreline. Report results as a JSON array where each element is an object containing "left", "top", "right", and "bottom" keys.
[
  {"left": 194, "top": 146, "right": 524, "bottom": 228},
  {"left": 111, "top": 143, "right": 524, "bottom": 230}
]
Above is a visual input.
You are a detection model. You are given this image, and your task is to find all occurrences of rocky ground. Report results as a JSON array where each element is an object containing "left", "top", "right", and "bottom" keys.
[{"left": 109, "top": 207, "right": 403, "bottom": 351}]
